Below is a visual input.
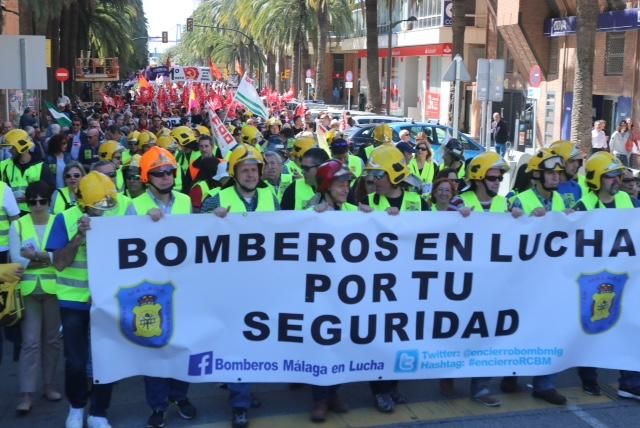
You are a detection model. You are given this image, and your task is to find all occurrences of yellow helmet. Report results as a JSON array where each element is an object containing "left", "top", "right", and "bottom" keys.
[
  {"left": 98, "top": 140, "right": 124, "bottom": 161},
  {"left": 240, "top": 125, "right": 263, "bottom": 146},
  {"left": 195, "top": 125, "right": 211, "bottom": 137},
  {"left": 372, "top": 124, "right": 393, "bottom": 145},
  {"left": 365, "top": 144, "right": 409, "bottom": 185},
  {"left": 2, "top": 129, "right": 34, "bottom": 153},
  {"left": 291, "top": 135, "right": 316, "bottom": 161},
  {"left": 137, "top": 130, "right": 156, "bottom": 148},
  {"left": 526, "top": 149, "right": 564, "bottom": 173},
  {"left": 156, "top": 135, "right": 177, "bottom": 152},
  {"left": 228, "top": 143, "right": 264, "bottom": 177},
  {"left": 77, "top": 171, "right": 117, "bottom": 211},
  {"left": 549, "top": 140, "right": 583, "bottom": 161},
  {"left": 326, "top": 129, "right": 340, "bottom": 144},
  {"left": 266, "top": 117, "right": 282, "bottom": 128},
  {"left": 127, "top": 154, "right": 142, "bottom": 170},
  {"left": 127, "top": 130, "right": 140, "bottom": 145},
  {"left": 468, "top": 152, "right": 509, "bottom": 180},
  {"left": 170, "top": 126, "right": 198, "bottom": 147},
  {"left": 139, "top": 146, "right": 178, "bottom": 183},
  {"left": 155, "top": 127, "right": 171, "bottom": 138},
  {"left": 584, "top": 151, "right": 625, "bottom": 191}
]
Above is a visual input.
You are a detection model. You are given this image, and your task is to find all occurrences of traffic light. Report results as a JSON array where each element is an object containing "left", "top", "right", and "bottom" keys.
[
  {"left": 283, "top": 69, "right": 290, "bottom": 79},
  {"left": 161, "top": 31, "right": 168, "bottom": 43},
  {"left": 186, "top": 17, "right": 193, "bottom": 32}
]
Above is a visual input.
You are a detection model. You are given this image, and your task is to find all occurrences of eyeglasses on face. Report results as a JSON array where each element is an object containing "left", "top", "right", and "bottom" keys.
[
  {"left": 126, "top": 175, "right": 140, "bottom": 180},
  {"left": 301, "top": 164, "right": 319, "bottom": 172},
  {"left": 149, "top": 169, "right": 176, "bottom": 178},
  {"left": 27, "top": 198, "right": 49, "bottom": 206},
  {"left": 484, "top": 175, "right": 504, "bottom": 182},
  {"left": 366, "top": 170, "right": 386, "bottom": 180}
]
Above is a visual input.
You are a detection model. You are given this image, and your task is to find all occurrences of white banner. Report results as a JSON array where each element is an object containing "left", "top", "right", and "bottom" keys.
[
  {"left": 206, "top": 104, "right": 237, "bottom": 158},
  {"left": 235, "top": 73, "right": 268, "bottom": 119},
  {"left": 170, "top": 66, "right": 213, "bottom": 83},
  {"left": 88, "top": 210, "right": 640, "bottom": 385}
]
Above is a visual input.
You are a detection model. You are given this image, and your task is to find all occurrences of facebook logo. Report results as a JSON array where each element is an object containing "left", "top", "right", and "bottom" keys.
[{"left": 188, "top": 351, "right": 213, "bottom": 376}]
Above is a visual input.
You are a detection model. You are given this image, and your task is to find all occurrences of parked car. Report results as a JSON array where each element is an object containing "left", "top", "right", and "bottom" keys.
[
  {"left": 345, "top": 122, "right": 485, "bottom": 162},
  {"left": 350, "top": 115, "right": 412, "bottom": 127}
]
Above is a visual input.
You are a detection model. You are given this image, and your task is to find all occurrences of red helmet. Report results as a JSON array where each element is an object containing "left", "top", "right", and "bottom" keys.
[{"left": 316, "top": 160, "right": 353, "bottom": 193}]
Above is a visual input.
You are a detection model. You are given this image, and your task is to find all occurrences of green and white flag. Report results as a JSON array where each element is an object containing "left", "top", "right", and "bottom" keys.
[
  {"left": 45, "top": 102, "right": 72, "bottom": 128},
  {"left": 234, "top": 73, "right": 268, "bottom": 119}
]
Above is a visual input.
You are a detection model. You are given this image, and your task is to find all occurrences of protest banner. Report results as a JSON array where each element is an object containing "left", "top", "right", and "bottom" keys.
[
  {"left": 206, "top": 102, "right": 237, "bottom": 158},
  {"left": 88, "top": 210, "right": 640, "bottom": 385}
]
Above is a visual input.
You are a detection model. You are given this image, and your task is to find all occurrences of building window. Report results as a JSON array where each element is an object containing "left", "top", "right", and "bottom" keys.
[
  {"left": 497, "top": 34, "right": 514, "bottom": 73},
  {"left": 548, "top": 38, "right": 559, "bottom": 76},
  {"left": 414, "top": 0, "right": 442, "bottom": 29},
  {"left": 605, "top": 32, "right": 625, "bottom": 76},
  {"left": 334, "top": 54, "right": 344, "bottom": 75}
]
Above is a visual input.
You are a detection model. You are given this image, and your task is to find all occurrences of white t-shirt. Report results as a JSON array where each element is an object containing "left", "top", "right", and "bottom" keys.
[
  {"left": 591, "top": 129, "right": 607, "bottom": 149},
  {"left": 609, "top": 131, "right": 629, "bottom": 155},
  {"left": 1, "top": 185, "right": 21, "bottom": 252}
]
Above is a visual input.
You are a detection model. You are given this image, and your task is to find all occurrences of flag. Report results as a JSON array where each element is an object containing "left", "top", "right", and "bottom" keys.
[
  {"left": 235, "top": 59, "right": 244, "bottom": 76},
  {"left": 138, "top": 75, "right": 151, "bottom": 89},
  {"left": 234, "top": 73, "right": 268, "bottom": 119},
  {"left": 209, "top": 59, "right": 222, "bottom": 81},
  {"left": 187, "top": 87, "right": 198, "bottom": 114},
  {"left": 315, "top": 120, "right": 331, "bottom": 156},
  {"left": 206, "top": 102, "right": 237, "bottom": 158},
  {"left": 339, "top": 110, "right": 349, "bottom": 132},
  {"left": 294, "top": 102, "right": 306, "bottom": 118},
  {"left": 45, "top": 102, "right": 72, "bottom": 128}
]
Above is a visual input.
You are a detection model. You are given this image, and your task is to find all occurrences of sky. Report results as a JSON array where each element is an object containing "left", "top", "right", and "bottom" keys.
[{"left": 143, "top": 0, "right": 200, "bottom": 57}]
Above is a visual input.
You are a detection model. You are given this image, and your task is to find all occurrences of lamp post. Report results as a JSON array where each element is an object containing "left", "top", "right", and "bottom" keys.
[{"left": 386, "top": 15, "right": 417, "bottom": 115}]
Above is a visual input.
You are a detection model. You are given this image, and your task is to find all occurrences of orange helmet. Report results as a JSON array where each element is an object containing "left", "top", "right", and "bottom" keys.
[{"left": 139, "top": 146, "right": 178, "bottom": 183}]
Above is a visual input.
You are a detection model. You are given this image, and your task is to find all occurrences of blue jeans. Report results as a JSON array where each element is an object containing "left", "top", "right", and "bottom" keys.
[
  {"left": 228, "top": 383, "right": 251, "bottom": 409},
  {"left": 619, "top": 371, "right": 640, "bottom": 389},
  {"left": 60, "top": 308, "right": 112, "bottom": 417},
  {"left": 532, "top": 374, "right": 557, "bottom": 392},
  {"left": 495, "top": 143, "right": 506, "bottom": 157},
  {"left": 144, "top": 377, "right": 189, "bottom": 411}
]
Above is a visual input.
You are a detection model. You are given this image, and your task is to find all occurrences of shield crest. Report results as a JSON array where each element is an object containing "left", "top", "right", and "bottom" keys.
[
  {"left": 117, "top": 281, "right": 174, "bottom": 348},
  {"left": 578, "top": 271, "right": 627, "bottom": 334}
]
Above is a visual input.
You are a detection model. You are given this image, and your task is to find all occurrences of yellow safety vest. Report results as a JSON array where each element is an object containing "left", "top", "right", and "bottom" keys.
[
  {"left": 347, "top": 155, "right": 363, "bottom": 177},
  {"left": 284, "top": 160, "right": 302, "bottom": 178},
  {"left": 0, "top": 182, "right": 10, "bottom": 247},
  {"left": 218, "top": 186, "right": 276, "bottom": 213},
  {"left": 192, "top": 180, "right": 211, "bottom": 203},
  {"left": 266, "top": 174, "right": 293, "bottom": 202},
  {"left": 368, "top": 191, "right": 422, "bottom": 211},
  {"left": 16, "top": 215, "right": 57, "bottom": 296},
  {"left": 132, "top": 191, "right": 191, "bottom": 215},
  {"left": 176, "top": 150, "right": 201, "bottom": 174},
  {"left": 409, "top": 158, "right": 436, "bottom": 184},
  {"left": 51, "top": 187, "right": 77, "bottom": 215},
  {"left": 364, "top": 145, "right": 374, "bottom": 161},
  {"left": 116, "top": 168, "right": 124, "bottom": 193},
  {"left": 515, "top": 188, "right": 565, "bottom": 215},
  {"left": 459, "top": 191, "right": 507, "bottom": 212},
  {"left": 55, "top": 206, "right": 89, "bottom": 303},
  {"left": 105, "top": 193, "right": 131, "bottom": 217},
  {"left": 2, "top": 160, "right": 43, "bottom": 212},
  {"left": 293, "top": 179, "right": 316, "bottom": 211},
  {"left": 577, "top": 191, "right": 634, "bottom": 210}
]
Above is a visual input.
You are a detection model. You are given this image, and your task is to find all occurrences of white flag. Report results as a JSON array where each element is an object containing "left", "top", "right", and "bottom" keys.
[{"left": 234, "top": 74, "right": 268, "bottom": 119}]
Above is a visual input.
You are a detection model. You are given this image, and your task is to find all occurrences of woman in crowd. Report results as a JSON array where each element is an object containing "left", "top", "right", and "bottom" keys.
[
  {"left": 44, "top": 134, "right": 72, "bottom": 189},
  {"left": 50, "top": 162, "right": 85, "bottom": 214}
]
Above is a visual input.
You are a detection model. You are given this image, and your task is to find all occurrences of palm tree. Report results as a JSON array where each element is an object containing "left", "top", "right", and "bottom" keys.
[
  {"left": 571, "top": 0, "right": 598, "bottom": 155},
  {"left": 364, "top": 0, "right": 382, "bottom": 112}
]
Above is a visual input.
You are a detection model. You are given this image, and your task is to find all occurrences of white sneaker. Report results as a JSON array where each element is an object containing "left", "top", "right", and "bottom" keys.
[
  {"left": 87, "top": 415, "right": 112, "bottom": 428},
  {"left": 65, "top": 407, "right": 84, "bottom": 428}
]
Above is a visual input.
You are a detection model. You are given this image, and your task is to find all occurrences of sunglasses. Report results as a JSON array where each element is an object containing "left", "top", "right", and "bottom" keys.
[
  {"left": 126, "top": 175, "right": 140, "bottom": 180},
  {"left": 149, "top": 169, "right": 176, "bottom": 178},
  {"left": 65, "top": 173, "right": 82, "bottom": 179},
  {"left": 622, "top": 178, "right": 636, "bottom": 183},
  {"left": 366, "top": 170, "right": 387, "bottom": 180},
  {"left": 301, "top": 164, "right": 319, "bottom": 172},
  {"left": 417, "top": 147, "right": 429, "bottom": 151},
  {"left": 27, "top": 199, "right": 48, "bottom": 206},
  {"left": 484, "top": 175, "right": 504, "bottom": 182},
  {"left": 603, "top": 172, "right": 622, "bottom": 179}
]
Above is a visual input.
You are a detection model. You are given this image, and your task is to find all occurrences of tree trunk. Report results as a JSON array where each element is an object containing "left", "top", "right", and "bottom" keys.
[
  {"left": 365, "top": 0, "right": 382, "bottom": 113},
  {"left": 448, "top": 0, "right": 466, "bottom": 127},
  {"left": 292, "top": 29, "right": 302, "bottom": 95},
  {"left": 571, "top": 0, "right": 598, "bottom": 155},
  {"left": 314, "top": 1, "right": 328, "bottom": 102},
  {"left": 267, "top": 50, "right": 276, "bottom": 89}
]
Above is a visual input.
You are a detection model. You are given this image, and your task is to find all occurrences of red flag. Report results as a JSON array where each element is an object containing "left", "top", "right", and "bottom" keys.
[
  {"left": 235, "top": 59, "right": 244, "bottom": 76},
  {"left": 209, "top": 59, "right": 222, "bottom": 81},
  {"left": 283, "top": 87, "right": 295, "bottom": 101},
  {"left": 294, "top": 102, "right": 306, "bottom": 118}
]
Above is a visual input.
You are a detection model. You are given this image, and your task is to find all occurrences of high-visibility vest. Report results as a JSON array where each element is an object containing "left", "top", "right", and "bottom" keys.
[
  {"left": 0, "top": 182, "right": 10, "bottom": 247},
  {"left": 459, "top": 191, "right": 507, "bottom": 212},
  {"left": 16, "top": 215, "right": 56, "bottom": 296},
  {"left": 577, "top": 175, "right": 589, "bottom": 197},
  {"left": 2, "top": 160, "right": 43, "bottom": 212},
  {"left": 368, "top": 191, "right": 422, "bottom": 211},
  {"left": 284, "top": 160, "right": 302, "bottom": 178},
  {"left": 132, "top": 191, "right": 191, "bottom": 215},
  {"left": 176, "top": 150, "right": 201, "bottom": 174},
  {"left": 347, "top": 155, "right": 363, "bottom": 177},
  {"left": 51, "top": 187, "right": 76, "bottom": 215},
  {"left": 192, "top": 180, "right": 211, "bottom": 203},
  {"left": 515, "top": 188, "right": 565, "bottom": 215},
  {"left": 266, "top": 174, "right": 293, "bottom": 202},
  {"left": 116, "top": 168, "right": 124, "bottom": 193},
  {"left": 55, "top": 206, "right": 89, "bottom": 303},
  {"left": 364, "top": 145, "right": 374, "bottom": 161},
  {"left": 105, "top": 193, "right": 131, "bottom": 217},
  {"left": 409, "top": 158, "right": 436, "bottom": 184},
  {"left": 218, "top": 186, "right": 276, "bottom": 213},
  {"left": 577, "top": 190, "right": 634, "bottom": 211},
  {"left": 293, "top": 179, "right": 315, "bottom": 211}
]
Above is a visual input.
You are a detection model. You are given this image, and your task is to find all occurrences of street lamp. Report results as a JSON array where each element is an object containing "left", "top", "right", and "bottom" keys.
[{"left": 386, "top": 15, "right": 417, "bottom": 115}]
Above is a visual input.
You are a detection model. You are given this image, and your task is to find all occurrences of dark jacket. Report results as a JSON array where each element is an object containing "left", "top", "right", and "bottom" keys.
[{"left": 491, "top": 119, "right": 509, "bottom": 144}]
